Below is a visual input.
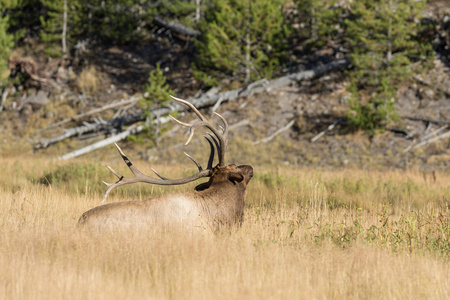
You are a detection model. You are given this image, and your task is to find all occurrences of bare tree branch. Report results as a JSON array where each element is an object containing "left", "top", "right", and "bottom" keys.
[
  {"left": 311, "top": 119, "right": 340, "bottom": 142},
  {"left": 253, "top": 120, "right": 295, "bottom": 145}
]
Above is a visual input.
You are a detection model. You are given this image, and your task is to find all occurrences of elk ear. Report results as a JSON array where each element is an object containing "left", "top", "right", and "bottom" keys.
[
  {"left": 195, "top": 181, "right": 211, "bottom": 191},
  {"left": 227, "top": 172, "right": 244, "bottom": 184}
]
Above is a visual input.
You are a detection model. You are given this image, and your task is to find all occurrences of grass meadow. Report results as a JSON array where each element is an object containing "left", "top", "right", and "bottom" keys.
[{"left": 0, "top": 157, "right": 449, "bottom": 299}]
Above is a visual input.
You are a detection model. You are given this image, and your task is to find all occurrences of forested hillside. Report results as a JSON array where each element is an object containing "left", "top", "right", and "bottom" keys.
[{"left": 0, "top": 0, "right": 449, "bottom": 170}]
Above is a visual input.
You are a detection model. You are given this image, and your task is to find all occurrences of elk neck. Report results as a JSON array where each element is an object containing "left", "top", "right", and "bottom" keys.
[{"left": 193, "top": 164, "right": 253, "bottom": 217}]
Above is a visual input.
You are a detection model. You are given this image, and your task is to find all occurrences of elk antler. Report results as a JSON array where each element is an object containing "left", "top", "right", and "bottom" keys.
[
  {"left": 101, "top": 97, "right": 229, "bottom": 203},
  {"left": 169, "top": 95, "right": 228, "bottom": 166},
  {"left": 101, "top": 139, "right": 215, "bottom": 203}
]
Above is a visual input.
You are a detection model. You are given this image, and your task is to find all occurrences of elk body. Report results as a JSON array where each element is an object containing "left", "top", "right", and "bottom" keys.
[{"left": 78, "top": 96, "right": 253, "bottom": 232}]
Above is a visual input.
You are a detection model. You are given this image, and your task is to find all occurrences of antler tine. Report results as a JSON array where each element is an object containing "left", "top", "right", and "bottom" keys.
[
  {"left": 169, "top": 115, "right": 191, "bottom": 127},
  {"left": 184, "top": 152, "right": 203, "bottom": 171},
  {"left": 207, "top": 133, "right": 220, "bottom": 153},
  {"left": 169, "top": 96, "right": 228, "bottom": 166},
  {"left": 102, "top": 184, "right": 117, "bottom": 203},
  {"left": 149, "top": 134, "right": 216, "bottom": 180},
  {"left": 151, "top": 168, "right": 170, "bottom": 180},
  {"left": 204, "top": 135, "right": 215, "bottom": 170},
  {"left": 169, "top": 115, "right": 202, "bottom": 146},
  {"left": 170, "top": 95, "right": 207, "bottom": 121},
  {"left": 113, "top": 143, "right": 146, "bottom": 176},
  {"left": 170, "top": 115, "right": 207, "bottom": 146},
  {"left": 183, "top": 135, "right": 217, "bottom": 171},
  {"left": 106, "top": 165, "right": 123, "bottom": 179},
  {"left": 213, "top": 112, "right": 229, "bottom": 137},
  {"left": 101, "top": 143, "right": 212, "bottom": 203}
]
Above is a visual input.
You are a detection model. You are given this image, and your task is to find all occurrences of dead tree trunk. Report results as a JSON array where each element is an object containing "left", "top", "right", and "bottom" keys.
[
  {"left": 42, "top": 59, "right": 350, "bottom": 158},
  {"left": 62, "top": 0, "right": 68, "bottom": 54}
]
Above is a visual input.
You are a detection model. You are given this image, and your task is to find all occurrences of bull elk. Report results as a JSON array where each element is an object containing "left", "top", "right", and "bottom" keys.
[{"left": 78, "top": 96, "right": 254, "bottom": 232}]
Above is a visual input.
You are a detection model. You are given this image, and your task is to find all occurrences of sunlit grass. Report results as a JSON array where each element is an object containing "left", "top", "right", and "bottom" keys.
[
  {"left": 0, "top": 157, "right": 449, "bottom": 299},
  {"left": 76, "top": 65, "right": 101, "bottom": 96}
]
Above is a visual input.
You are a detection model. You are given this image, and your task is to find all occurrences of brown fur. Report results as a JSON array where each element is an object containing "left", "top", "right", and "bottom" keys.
[{"left": 78, "top": 165, "right": 253, "bottom": 232}]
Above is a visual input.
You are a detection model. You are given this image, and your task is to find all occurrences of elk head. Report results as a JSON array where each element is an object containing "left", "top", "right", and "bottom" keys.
[{"left": 78, "top": 96, "right": 253, "bottom": 232}]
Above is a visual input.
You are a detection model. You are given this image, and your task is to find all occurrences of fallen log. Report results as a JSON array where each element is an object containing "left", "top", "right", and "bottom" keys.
[
  {"left": 38, "top": 95, "right": 140, "bottom": 131},
  {"left": 402, "top": 116, "right": 450, "bottom": 125},
  {"left": 58, "top": 115, "right": 175, "bottom": 160},
  {"left": 403, "top": 125, "right": 449, "bottom": 152},
  {"left": 58, "top": 124, "right": 144, "bottom": 160},
  {"left": 42, "top": 59, "right": 350, "bottom": 157},
  {"left": 311, "top": 119, "right": 341, "bottom": 142},
  {"left": 411, "top": 130, "right": 450, "bottom": 150},
  {"left": 253, "top": 120, "right": 295, "bottom": 145},
  {"left": 420, "top": 125, "right": 448, "bottom": 142},
  {"left": 153, "top": 16, "right": 200, "bottom": 38},
  {"left": 268, "top": 59, "right": 350, "bottom": 89},
  {"left": 174, "top": 59, "right": 350, "bottom": 111},
  {"left": 34, "top": 113, "right": 142, "bottom": 150}
]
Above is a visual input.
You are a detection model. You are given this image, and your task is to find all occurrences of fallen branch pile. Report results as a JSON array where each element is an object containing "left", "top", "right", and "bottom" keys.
[
  {"left": 403, "top": 121, "right": 450, "bottom": 153},
  {"left": 34, "top": 112, "right": 142, "bottom": 150},
  {"left": 33, "top": 59, "right": 350, "bottom": 160}
]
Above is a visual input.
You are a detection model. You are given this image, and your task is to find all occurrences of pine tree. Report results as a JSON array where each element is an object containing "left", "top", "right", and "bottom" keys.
[
  {"left": 148, "top": 0, "right": 207, "bottom": 28},
  {"left": 138, "top": 63, "right": 174, "bottom": 146},
  {"left": 0, "top": 0, "right": 18, "bottom": 77},
  {"left": 5, "top": 0, "right": 41, "bottom": 44},
  {"left": 40, "top": 0, "right": 74, "bottom": 57},
  {"left": 295, "top": 0, "right": 346, "bottom": 49},
  {"left": 344, "top": 0, "right": 430, "bottom": 132},
  {"left": 140, "top": 63, "right": 174, "bottom": 114},
  {"left": 75, "top": 0, "right": 144, "bottom": 44},
  {"left": 195, "top": 0, "right": 290, "bottom": 84}
]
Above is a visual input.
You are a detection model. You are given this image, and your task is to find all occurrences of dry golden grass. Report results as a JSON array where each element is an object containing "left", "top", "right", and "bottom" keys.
[
  {"left": 0, "top": 157, "right": 449, "bottom": 299},
  {"left": 76, "top": 65, "right": 101, "bottom": 95}
]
